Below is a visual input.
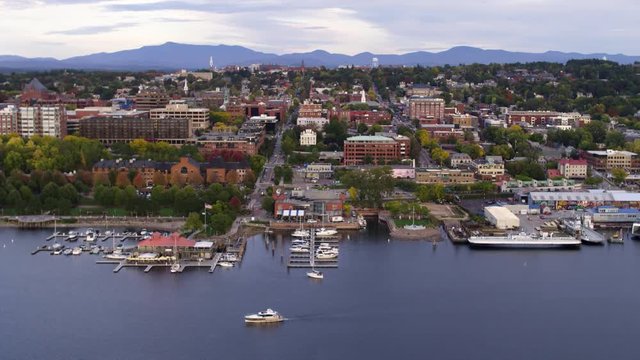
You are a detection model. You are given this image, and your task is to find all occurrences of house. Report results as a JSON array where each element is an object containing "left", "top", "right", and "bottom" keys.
[
  {"left": 449, "top": 153, "right": 473, "bottom": 168},
  {"left": 557, "top": 159, "right": 588, "bottom": 179},
  {"left": 300, "top": 129, "right": 317, "bottom": 146},
  {"left": 473, "top": 156, "right": 505, "bottom": 181}
]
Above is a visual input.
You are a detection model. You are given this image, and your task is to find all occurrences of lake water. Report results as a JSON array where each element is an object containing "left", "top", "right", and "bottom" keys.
[{"left": 1, "top": 224, "right": 640, "bottom": 360}]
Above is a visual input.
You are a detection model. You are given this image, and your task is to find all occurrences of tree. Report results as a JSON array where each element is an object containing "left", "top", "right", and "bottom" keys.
[
  {"left": 248, "top": 155, "right": 266, "bottom": 175},
  {"left": 184, "top": 212, "right": 203, "bottom": 231},
  {"left": 611, "top": 168, "right": 628, "bottom": 184},
  {"left": 357, "top": 123, "right": 368, "bottom": 134},
  {"left": 229, "top": 196, "right": 242, "bottom": 212},
  {"left": 430, "top": 147, "right": 449, "bottom": 165},
  {"left": 115, "top": 171, "right": 131, "bottom": 188},
  {"left": 152, "top": 172, "right": 167, "bottom": 187},
  {"left": 133, "top": 173, "right": 146, "bottom": 189},
  {"left": 225, "top": 170, "right": 238, "bottom": 184},
  {"left": 261, "top": 196, "right": 275, "bottom": 213},
  {"left": 281, "top": 136, "right": 296, "bottom": 156}
]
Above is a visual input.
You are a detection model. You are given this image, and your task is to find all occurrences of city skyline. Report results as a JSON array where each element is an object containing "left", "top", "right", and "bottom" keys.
[{"left": 0, "top": 0, "right": 638, "bottom": 58}]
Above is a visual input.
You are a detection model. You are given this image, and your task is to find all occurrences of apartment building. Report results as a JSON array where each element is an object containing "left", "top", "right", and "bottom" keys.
[
  {"left": 150, "top": 102, "right": 209, "bottom": 135},
  {"left": 557, "top": 159, "right": 588, "bottom": 179},
  {"left": 585, "top": 150, "right": 640, "bottom": 172}
]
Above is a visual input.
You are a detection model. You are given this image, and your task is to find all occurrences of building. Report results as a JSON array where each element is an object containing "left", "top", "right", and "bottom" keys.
[
  {"left": 298, "top": 102, "right": 323, "bottom": 118},
  {"left": 343, "top": 135, "right": 410, "bottom": 165},
  {"left": 92, "top": 158, "right": 171, "bottom": 187},
  {"left": 303, "top": 163, "right": 333, "bottom": 180},
  {"left": 450, "top": 153, "right": 473, "bottom": 168},
  {"left": 0, "top": 105, "right": 19, "bottom": 134},
  {"left": 300, "top": 129, "right": 317, "bottom": 146},
  {"left": 589, "top": 206, "right": 640, "bottom": 224},
  {"left": 135, "top": 91, "right": 170, "bottom": 111},
  {"left": 585, "top": 150, "right": 639, "bottom": 172},
  {"left": 473, "top": 156, "right": 505, "bottom": 181},
  {"left": 297, "top": 117, "right": 329, "bottom": 130},
  {"left": 415, "top": 168, "right": 475, "bottom": 184},
  {"left": 407, "top": 96, "right": 445, "bottom": 121},
  {"left": 18, "top": 106, "right": 67, "bottom": 138},
  {"left": 484, "top": 206, "right": 520, "bottom": 229},
  {"left": 449, "top": 114, "right": 478, "bottom": 128},
  {"left": 406, "top": 84, "right": 440, "bottom": 97},
  {"left": 273, "top": 188, "right": 346, "bottom": 219},
  {"left": 328, "top": 109, "right": 392, "bottom": 126},
  {"left": 150, "top": 102, "right": 209, "bottom": 135},
  {"left": 500, "top": 178, "right": 580, "bottom": 193},
  {"left": 558, "top": 159, "right": 588, "bottom": 179},
  {"left": 527, "top": 190, "right": 640, "bottom": 211},
  {"left": 136, "top": 232, "right": 214, "bottom": 261},
  {"left": 80, "top": 111, "right": 189, "bottom": 144},
  {"left": 505, "top": 111, "right": 560, "bottom": 126}
]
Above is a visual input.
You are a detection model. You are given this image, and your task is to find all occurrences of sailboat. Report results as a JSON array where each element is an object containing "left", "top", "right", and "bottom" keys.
[
  {"left": 292, "top": 217, "right": 310, "bottom": 238},
  {"left": 104, "top": 229, "right": 127, "bottom": 260},
  {"left": 306, "top": 231, "right": 324, "bottom": 279},
  {"left": 170, "top": 234, "right": 180, "bottom": 273}
]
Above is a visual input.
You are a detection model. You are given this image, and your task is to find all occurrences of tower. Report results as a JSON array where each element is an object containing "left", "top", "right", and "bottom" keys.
[
  {"left": 183, "top": 80, "right": 189, "bottom": 96},
  {"left": 209, "top": 56, "right": 214, "bottom": 71},
  {"left": 301, "top": 60, "right": 305, "bottom": 76},
  {"left": 360, "top": 89, "right": 366, "bottom": 103},
  {"left": 372, "top": 57, "right": 379, "bottom": 69}
]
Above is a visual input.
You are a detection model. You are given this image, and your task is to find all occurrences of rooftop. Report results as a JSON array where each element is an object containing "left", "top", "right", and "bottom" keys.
[
  {"left": 138, "top": 232, "right": 196, "bottom": 248},
  {"left": 345, "top": 135, "right": 395, "bottom": 142}
]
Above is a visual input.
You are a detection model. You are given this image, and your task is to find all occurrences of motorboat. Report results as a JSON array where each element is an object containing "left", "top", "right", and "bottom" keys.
[
  {"left": 170, "top": 263, "right": 180, "bottom": 273},
  {"left": 72, "top": 247, "right": 83, "bottom": 255},
  {"left": 52, "top": 242, "right": 63, "bottom": 251},
  {"left": 90, "top": 247, "right": 100, "bottom": 255},
  {"left": 609, "top": 230, "right": 624, "bottom": 244},
  {"left": 316, "top": 252, "right": 338, "bottom": 260},
  {"left": 289, "top": 246, "right": 310, "bottom": 253},
  {"left": 315, "top": 228, "right": 338, "bottom": 237},
  {"left": 631, "top": 223, "right": 640, "bottom": 238},
  {"left": 218, "top": 261, "right": 234, "bottom": 268},
  {"left": 222, "top": 254, "right": 238, "bottom": 262},
  {"left": 581, "top": 233, "right": 604, "bottom": 246},
  {"left": 104, "top": 253, "right": 128, "bottom": 260},
  {"left": 244, "top": 309, "right": 284, "bottom": 324},
  {"left": 292, "top": 229, "right": 310, "bottom": 238},
  {"left": 140, "top": 229, "right": 148, "bottom": 236},
  {"left": 63, "top": 248, "right": 73, "bottom": 256},
  {"left": 67, "top": 231, "right": 78, "bottom": 242},
  {"left": 291, "top": 239, "right": 308, "bottom": 245},
  {"left": 85, "top": 230, "right": 96, "bottom": 242},
  {"left": 306, "top": 270, "right": 324, "bottom": 279},
  {"left": 52, "top": 248, "right": 63, "bottom": 255}
]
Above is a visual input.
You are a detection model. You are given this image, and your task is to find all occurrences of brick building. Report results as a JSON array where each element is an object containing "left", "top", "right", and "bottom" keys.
[
  {"left": 79, "top": 111, "right": 189, "bottom": 144},
  {"left": 343, "top": 135, "right": 410, "bottom": 165},
  {"left": 135, "top": 91, "right": 170, "bottom": 111},
  {"left": 150, "top": 102, "right": 209, "bottom": 135},
  {"left": 408, "top": 96, "right": 445, "bottom": 122}
]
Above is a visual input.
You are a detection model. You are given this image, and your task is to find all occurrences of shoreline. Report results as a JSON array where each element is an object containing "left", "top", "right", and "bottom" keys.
[{"left": 0, "top": 216, "right": 186, "bottom": 232}]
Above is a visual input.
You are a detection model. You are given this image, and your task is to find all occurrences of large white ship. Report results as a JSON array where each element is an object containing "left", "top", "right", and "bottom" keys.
[
  {"left": 631, "top": 223, "right": 640, "bottom": 238},
  {"left": 468, "top": 232, "right": 580, "bottom": 248}
]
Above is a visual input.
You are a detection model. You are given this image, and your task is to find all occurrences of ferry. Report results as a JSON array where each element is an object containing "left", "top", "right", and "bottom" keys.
[
  {"left": 468, "top": 232, "right": 580, "bottom": 248},
  {"left": 244, "top": 309, "right": 284, "bottom": 324},
  {"left": 631, "top": 223, "right": 640, "bottom": 238}
]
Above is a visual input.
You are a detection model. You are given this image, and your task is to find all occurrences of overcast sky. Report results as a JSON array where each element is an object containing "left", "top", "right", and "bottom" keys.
[{"left": 1, "top": 0, "right": 638, "bottom": 58}]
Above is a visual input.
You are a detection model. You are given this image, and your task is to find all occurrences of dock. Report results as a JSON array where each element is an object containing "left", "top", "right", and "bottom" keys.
[
  {"left": 286, "top": 233, "right": 339, "bottom": 268},
  {"left": 97, "top": 252, "right": 226, "bottom": 274}
]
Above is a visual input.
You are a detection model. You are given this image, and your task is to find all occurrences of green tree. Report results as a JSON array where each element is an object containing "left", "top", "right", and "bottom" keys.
[
  {"left": 430, "top": 147, "right": 449, "bottom": 165},
  {"left": 184, "top": 212, "right": 204, "bottom": 231},
  {"left": 611, "top": 168, "right": 628, "bottom": 184}
]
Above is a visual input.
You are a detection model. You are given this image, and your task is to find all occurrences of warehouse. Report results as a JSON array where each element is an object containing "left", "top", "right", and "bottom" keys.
[{"left": 484, "top": 206, "right": 520, "bottom": 230}]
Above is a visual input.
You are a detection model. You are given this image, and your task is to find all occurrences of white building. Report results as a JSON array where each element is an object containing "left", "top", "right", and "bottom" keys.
[
  {"left": 484, "top": 206, "right": 520, "bottom": 229},
  {"left": 18, "top": 106, "right": 66, "bottom": 138},
  {"left": 300, "top": 129, "right": 317, "bottom": 146},
  {"left": 297, "top": 117, "right": 329, "bottom": 130}
]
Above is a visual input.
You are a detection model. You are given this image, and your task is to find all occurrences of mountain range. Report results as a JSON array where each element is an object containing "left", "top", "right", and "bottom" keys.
[{"left": 1, "top": 42, "right": 638, "bottom": 71}]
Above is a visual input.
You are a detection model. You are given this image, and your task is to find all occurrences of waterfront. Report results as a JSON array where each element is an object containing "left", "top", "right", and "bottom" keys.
[{"left": 2, "top": 225, "right": 640, "bottom": 359}]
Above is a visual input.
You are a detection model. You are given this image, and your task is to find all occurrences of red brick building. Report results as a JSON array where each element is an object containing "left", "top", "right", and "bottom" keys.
[{"left": 343, "top": 135, "right": 410, "bottom": 165}]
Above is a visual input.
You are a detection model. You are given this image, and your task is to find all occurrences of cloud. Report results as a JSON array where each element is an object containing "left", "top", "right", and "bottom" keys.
[{"left": 49, "top": 22, "right": 137, "bottom": 35}]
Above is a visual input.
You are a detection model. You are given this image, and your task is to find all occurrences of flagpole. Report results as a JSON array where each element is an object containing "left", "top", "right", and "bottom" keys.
[{"left": 204, "top": 204, "right": 207, "bottom": 234}]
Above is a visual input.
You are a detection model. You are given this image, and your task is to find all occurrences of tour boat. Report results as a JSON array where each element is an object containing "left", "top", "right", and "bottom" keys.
[
  {"left": 170, "top": 263, "right": 180, "bottom": 273},
  {"left": 244, "top": 309, "right": 284, "bottom": 324},
  {"left": 218, "top": 261, "right": 234, "bottom": 268},
  {"left": 315, "top": 228, "right": 338, "bottom": 237},
  {"left": 306, "top": 270, "right": 324, "bottom": 279},
  {"left": 72, "top": 247, "right": 83, "bottom": 255}
]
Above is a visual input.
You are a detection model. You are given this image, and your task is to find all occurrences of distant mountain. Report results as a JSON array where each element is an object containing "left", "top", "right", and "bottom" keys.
[{"left": 0, "top": 43, "right": 638, "bottom": 71}]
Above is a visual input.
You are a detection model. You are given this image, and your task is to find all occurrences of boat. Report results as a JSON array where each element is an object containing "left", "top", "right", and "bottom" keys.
[
  {"left": 316, "top": 251, "right": 338, "bottom": 260},
  {"left": 315, "top": 228, "right": 338, "bottom": 237},
  {"left": 63, "top": 248, "right": 73, "bottom": 256},
  {"left": 306, "top": 269, "right": 324, "bottom": 279},
  {"left": 72, "top": 247, "right": 82, "bottom": 255},
  {"left": 291, "top": 229, "right": 310, "bottom": 238},
  {"left": 357, "top": 215, "right": 367, "bottom": 229},
  {"left": 468, "top": 232, "right": 581, "bottom": 248},
  {"left": 581, "top": 233, "right": 604, "bottom": 246},
  {"left": 104, "top": 253, "right": 128, "bottom": 260},
  {"left": 289, "top": 245, "right": 310, "bottom": 253},
  {"left": 631, "top": 223, "right": 640, "bottom": 238},
  {"left": 608, "top": 229, "right": 624, "bottom": 244},
  {"left": 244, "top": 309, "right": 284, "bottom": 324},
  {"left": 52, "top": 248, "right": 63, "bottom": 255},
  {"left": 170, "top": 263, "right": 180, "bottom": 273},
  {"left": 85, "top": 230, "right": 96, "bottom": 242},
  {"left": 218, "top": 261, "right": 234, "bottom": 268},
  {"left": 140, "top": 229, "right": 148, "bottom": 236},
  {"left": 67, "top": 231, "right": 78, "bottom": 242}
]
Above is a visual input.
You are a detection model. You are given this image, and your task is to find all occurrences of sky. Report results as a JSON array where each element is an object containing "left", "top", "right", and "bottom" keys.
[{"left": 0, "top": 0, "right": 638, "bottom": 58}]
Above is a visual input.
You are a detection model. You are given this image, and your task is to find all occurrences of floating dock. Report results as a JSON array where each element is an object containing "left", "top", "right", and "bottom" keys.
[
  {"left": 469, "top": 232, "right": 580, "bottom": 248},
  {"left": 98, "top": 253, "right": 224, "bottom": 274}
]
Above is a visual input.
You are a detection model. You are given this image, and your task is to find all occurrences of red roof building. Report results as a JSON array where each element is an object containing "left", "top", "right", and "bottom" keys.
[{"left": 138, "top": 232, "right": 196, "bottom": 249}]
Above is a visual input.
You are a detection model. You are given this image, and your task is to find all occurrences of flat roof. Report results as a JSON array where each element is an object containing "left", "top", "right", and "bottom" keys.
[{"left": 345, "top": 135, "right": 394, "bottom": 142}]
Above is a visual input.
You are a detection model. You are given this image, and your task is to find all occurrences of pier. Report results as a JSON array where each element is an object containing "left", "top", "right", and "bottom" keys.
[
  {"left": 286, "top": 233, "right": 339, "bottom": 268},
  {"left": 99, "top": 253, "right": 224, "bottom": 274}
]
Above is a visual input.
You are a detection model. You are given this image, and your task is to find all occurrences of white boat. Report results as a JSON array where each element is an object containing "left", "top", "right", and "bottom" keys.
[
  {"left": 581, "top": 233, "right": 604, "bottom": 245},
  {"left": 306, "top": 269, "right": 324, "bottom": 279},
  {"left": 170, "top": 263, "right": 180, "bottom": 273},
  {"left": 52, "top": 242, "right": 63, "bottom": 250},
  {"left": 316, "top": 252, "right": 338, "bottom": 260},
  {"left": 72, "top": 247, "right": 82, "bottom": 255},
  {"left": 104, "top": 253, "right": 128, "bottom": 260},
  {"left": 289, "top": 246, "right": 310, "bottom": 253},
  {"left": 631, "top": 223, "right": 640, "bottom": 238},
  {"left": 85, "top": 230, "right": 96, "bottom": 242},
  {"left": 468, "top": 232, "right": 580, "bottom": 248},
  {"left": 67, "top": 231, "right": 78, "bottom": 242},
  {"left": 90, "top": 247, "right": 100, "bottom": 255},
  {"left": 52, "top": 249, "right": 63, "bottom": 255},
  {"left": 218, "top": 261, "right": 234, "bottom": 268},
  {"left": 63, "top": 248, "right": 73, "bottom": 256},
  {"left": 244, "top": 309, "right": 284, "bottom": 324},
  {"left": 140, "top": 229, "right": 148, "bottom": 236},
  {"left": 315, "top": 228, "right": 338, "bottom": 237},
  {"left": 292, "top": 229, "right": 310, "bottom": 238}
]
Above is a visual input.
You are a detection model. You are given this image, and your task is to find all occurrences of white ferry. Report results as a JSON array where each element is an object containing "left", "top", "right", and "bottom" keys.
[
  {"left": 244, "top": 309, "right": 284, "bottom": 324},
  {"left": 468, "top": 232, "right": 580, "bottom": 248}
]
